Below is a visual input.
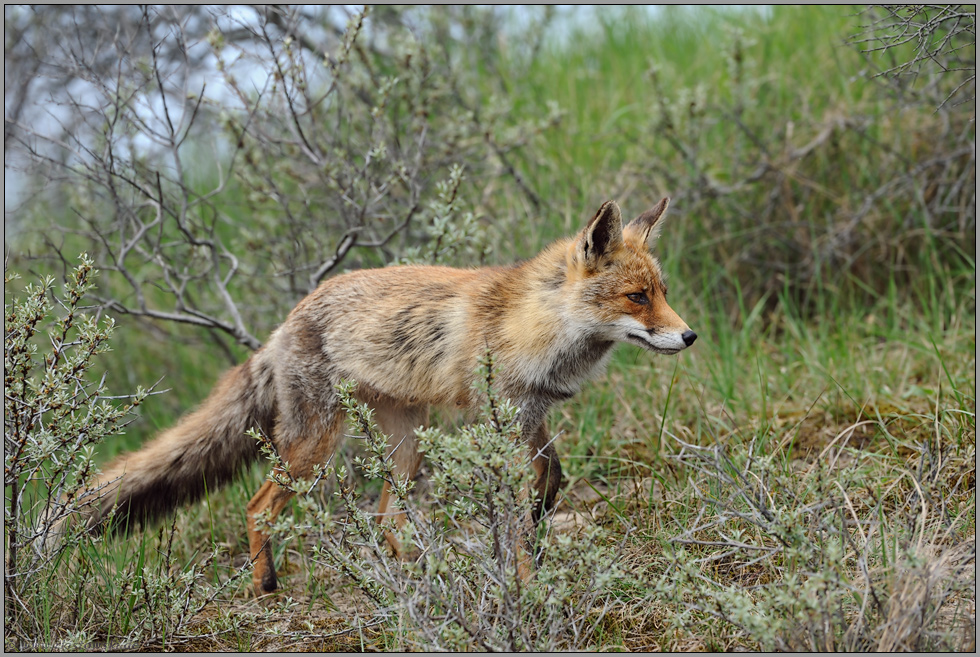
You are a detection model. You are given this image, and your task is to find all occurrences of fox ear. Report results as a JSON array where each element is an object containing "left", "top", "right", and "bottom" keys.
[
  {"left": 624, "top": 197, "right": 670, "bottom": 247},
  {"left": 579, "top": 200, "right": 624, "bottom": 268}
]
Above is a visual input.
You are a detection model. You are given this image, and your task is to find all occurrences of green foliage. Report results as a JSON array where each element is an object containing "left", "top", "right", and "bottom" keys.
[
  {"left": 3, "top": 257, "right": 245, "bottom": 650},
  {"left": 4, "top": 255, "right": 141, "bottom": 596},
  {"left": 392, "top": 164, "right": 494, "bottom": 266},
  {"left": 509, "top": 5, "right": 974, "bottom": 318}
]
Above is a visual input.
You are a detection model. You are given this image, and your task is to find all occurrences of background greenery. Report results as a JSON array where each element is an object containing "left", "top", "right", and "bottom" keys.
[{"left": 5, "top": 4, "right": 975, "bottom": 651}]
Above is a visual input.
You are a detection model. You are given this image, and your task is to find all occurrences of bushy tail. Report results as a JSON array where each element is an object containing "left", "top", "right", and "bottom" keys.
[{"left": 68, "top": 355, "right": 277, "bottom": 536}]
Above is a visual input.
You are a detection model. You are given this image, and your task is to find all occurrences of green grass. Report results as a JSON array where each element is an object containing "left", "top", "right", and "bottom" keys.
[{"left": 6, "top": 4, "right": 974, "bottom": 652}]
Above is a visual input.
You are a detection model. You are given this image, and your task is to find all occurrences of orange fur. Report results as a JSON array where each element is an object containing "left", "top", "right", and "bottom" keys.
[{"left": 61, "top": 198, "right": 696, "bottom": 594}]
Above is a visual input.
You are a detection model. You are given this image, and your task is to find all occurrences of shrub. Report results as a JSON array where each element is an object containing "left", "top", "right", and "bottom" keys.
[
  {"left": 253, "top": 353, "right": 624, "bottom": 651},
  {"left": 4, "top": 256, "right": 243, "bottom": 650}
]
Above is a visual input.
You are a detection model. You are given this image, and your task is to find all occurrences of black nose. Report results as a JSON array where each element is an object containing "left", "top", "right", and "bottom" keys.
[{"left": 682, "top": 330, "right": 698, "bottom": 346}]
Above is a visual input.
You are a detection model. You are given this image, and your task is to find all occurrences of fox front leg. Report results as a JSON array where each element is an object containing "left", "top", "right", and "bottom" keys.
[{"left": 528, "top": 422, "right": 563, "bottom": 523}]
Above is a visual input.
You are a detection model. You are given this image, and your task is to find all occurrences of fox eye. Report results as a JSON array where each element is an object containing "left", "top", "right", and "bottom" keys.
[{"left": 626, "top": 292, "right": 649, "bottom": 305}]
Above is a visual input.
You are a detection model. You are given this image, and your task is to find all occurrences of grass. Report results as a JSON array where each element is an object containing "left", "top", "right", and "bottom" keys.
[
  {"left": 6, "top": 4, "right": 975, "bottom": 652},
  {"left": 8, "top": 266, "right": 973, "bottom": 651}
]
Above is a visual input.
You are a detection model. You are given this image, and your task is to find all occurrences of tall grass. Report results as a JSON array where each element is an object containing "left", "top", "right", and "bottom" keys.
[
  {"left": 496, "top": 5, "right": 974, "bottom": 319},
  {"left": 5, "top": 4, "right": 974, "bottom": 651}
]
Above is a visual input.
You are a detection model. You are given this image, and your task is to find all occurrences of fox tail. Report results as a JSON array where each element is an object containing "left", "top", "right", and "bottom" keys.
[{"left": 54, "top": 355, "right": 276, "bottom": 540}]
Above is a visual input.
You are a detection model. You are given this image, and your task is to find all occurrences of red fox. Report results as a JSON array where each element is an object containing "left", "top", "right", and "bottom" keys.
[{"left": 61, "top": 198, "right": 696, "bottom": 593}]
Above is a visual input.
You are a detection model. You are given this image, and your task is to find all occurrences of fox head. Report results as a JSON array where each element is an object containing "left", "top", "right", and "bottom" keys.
[{"left": 566, "top": 198, "right": 697, "bottom": 355}]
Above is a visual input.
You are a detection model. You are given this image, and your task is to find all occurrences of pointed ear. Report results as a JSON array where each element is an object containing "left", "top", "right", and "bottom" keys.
[
  {"left": 623, "top": 197, "right": 670, "bottom": 247},
  {"left": 578, "top": 200, "right": 624, "bottom": 268}
]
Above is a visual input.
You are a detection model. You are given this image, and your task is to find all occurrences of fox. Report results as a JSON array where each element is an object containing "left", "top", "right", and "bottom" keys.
[{"left": 56, "top": 197, "right": 696, "bottom": 594}]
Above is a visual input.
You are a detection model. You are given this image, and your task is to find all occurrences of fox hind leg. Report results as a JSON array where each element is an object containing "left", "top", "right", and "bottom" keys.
[
  {"left": 247, "top": 410, "right": 345, "bottom": 595},
  {"left": 370, "top": 399, "right": 428, "bottom": 560},
  {"left": 246, "top": 479, "right": 296, "bottom": 594}
]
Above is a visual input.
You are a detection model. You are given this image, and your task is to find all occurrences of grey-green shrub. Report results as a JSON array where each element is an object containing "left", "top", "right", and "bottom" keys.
[
  {"left": 4, "top": 256, "right": 245, "bottom": 650},
  {"left": 254, "top": 352, "right": 625, "bottom": 651}
]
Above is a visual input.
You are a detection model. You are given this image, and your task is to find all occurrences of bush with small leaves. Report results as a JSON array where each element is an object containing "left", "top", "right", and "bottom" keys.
[
  {"left": 4, "top": 256, "right": 246, "bottom": 650},
  {"left": 4, "top": 256, "right": 143, "bottom": 591},
  {"left": 254, "top": 352, "right": 624, "bottom": 651}
]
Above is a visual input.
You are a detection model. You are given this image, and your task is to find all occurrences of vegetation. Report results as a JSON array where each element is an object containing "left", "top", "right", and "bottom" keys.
[{"left": 5, "top": 4, "right": 974, "bottom": 651}]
